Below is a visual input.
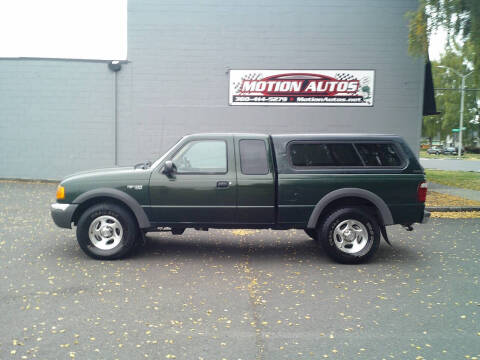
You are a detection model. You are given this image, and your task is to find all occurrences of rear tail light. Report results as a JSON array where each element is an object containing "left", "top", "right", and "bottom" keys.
[{"left": 417, "top": 181, "right": 427, "bottom": 203}]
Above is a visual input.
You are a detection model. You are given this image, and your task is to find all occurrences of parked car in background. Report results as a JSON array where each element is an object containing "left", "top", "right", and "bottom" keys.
[
  {"left": 443, "top": 147, "right": 464, "bottom": 155},
  {"left": 51, "top": 133, "right": 429, "bottom": 264},
  {"left": 426, "top": 146, "right": 443, "bottom": 155}
]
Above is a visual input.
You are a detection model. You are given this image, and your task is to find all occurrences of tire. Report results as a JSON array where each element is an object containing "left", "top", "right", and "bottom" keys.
[
  {"left": 76, "top": 202, "right": 139, "bottom": 260},
  {"left": 304, "top": 229, "right": 318, "bottom": 240},
  {"left": 317, "top": 207, "right": 380, "bottom": 264}
]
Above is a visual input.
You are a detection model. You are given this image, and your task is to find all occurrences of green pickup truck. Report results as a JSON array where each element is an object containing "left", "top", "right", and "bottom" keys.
[{"left": 51, "top": 133, "right": 429, "bottom": 263}]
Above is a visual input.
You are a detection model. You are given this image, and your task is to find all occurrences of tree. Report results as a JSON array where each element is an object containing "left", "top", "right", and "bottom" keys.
[
  {"left": 422, "top": 115, "right": 440, "bottom": 145},
  {"left": 423, "top": 48, "right": 478, "bottom": 145},
  {"left": 407, "top": 0, "right": 480, "bottom": 82}
]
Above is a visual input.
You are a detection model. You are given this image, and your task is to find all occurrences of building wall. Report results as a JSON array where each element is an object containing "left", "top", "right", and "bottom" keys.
[
  {"left": 0, "top": 60, "right": 115, "bottom": 179},
  {"left": 0, "top": 0, "right": 423, "bottom": 180}
]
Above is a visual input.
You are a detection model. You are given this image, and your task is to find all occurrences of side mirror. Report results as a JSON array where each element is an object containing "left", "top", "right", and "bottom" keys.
[{"left": 162, "top": 160, "right": 177, "bottom": 176}]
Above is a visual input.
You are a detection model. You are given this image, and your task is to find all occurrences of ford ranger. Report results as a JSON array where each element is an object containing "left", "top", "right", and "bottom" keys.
[{"left": 51, "top": 133, "right": 429, "bottom": 263}]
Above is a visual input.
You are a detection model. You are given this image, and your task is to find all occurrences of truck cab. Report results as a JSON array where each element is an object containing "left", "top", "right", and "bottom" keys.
[{"left": 147, "top": 134, "right": 276, "bottom": 226}]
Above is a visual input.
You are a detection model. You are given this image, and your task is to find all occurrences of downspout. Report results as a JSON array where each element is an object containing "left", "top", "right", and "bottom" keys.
[{"left": 108, "top": 61, "right": 122, "bottom": 165}]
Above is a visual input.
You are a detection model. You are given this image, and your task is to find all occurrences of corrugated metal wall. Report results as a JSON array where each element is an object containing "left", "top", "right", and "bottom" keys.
[{"left": 0, "top": 0, "right": 423, "bottom": 180}]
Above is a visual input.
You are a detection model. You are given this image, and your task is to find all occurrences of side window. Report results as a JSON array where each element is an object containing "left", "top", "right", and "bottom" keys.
[
  {"left": 172, "top": 140, "right": 227, "bottom": 173},
  {"left": 355, "top": 143, "right": 402, "bottom": 167},
  {"left": 289, "top": 143, "right": 363, "bottom": 167},
  {"left": 239, "top": 140, "right": 269, "bottom": 175}
]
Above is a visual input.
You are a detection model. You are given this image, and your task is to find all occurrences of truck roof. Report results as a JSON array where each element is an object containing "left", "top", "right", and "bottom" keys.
[
  {"left": 270, "top": 133, "right": 402, "bottom": 140},
  {"left": 184, "top": 133, "right": 403, "bottom": 141}
]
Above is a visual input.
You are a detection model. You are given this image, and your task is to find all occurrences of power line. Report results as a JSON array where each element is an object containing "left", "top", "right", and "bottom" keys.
[{"left": 435, "top": 88, "right": 480, "bottom": 91}]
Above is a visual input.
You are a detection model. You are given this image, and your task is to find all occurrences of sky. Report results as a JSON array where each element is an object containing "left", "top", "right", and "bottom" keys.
[
  {"left": 0, "top": 0, "right": 127, "bottom": 60},
  {"left": 429, "top": 27, "right": 448, "bottom": 61}
]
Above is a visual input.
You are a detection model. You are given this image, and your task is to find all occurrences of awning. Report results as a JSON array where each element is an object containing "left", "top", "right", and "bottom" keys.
[{"left": 423, "top": 60, "right": 440, "bottom": 116}]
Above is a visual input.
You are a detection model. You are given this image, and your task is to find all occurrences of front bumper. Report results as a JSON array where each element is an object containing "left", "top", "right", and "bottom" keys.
[
  {"left": 421, "top": 210, "right": 431, "bottom": 224},
  {"left": 50, "top": 203, "right": 78, "bottom": 229}
]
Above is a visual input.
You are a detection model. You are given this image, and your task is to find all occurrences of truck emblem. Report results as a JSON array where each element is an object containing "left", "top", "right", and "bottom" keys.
[{"left": 126, "top": 185, "right": 143, "bottom": 190}]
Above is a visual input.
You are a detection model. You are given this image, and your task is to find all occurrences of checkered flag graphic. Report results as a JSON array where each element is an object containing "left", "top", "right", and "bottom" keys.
[
  {"left": 360, "top": 76, "right": 370, "bottom": 86},
  {"left": 335, "top": 73, "right": 356, "bottom": 81},
  {"left": 233, "top": 72, "right": 262, "bottom": 92}
]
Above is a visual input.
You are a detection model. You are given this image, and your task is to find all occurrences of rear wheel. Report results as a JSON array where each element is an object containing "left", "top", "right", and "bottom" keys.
[
  {"left": 317, "top": 207, "right": 380, "bottom": 264},
  {"left": 76, "top": 203, "right": 139, "bottom": 260}
]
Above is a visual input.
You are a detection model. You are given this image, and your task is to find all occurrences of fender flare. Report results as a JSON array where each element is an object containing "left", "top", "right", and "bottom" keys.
[
  {"left": 73, "top": 188, "right": 151, "bottom": 229},
  {"left": 306, "top": 188, "right": 394, "bottom": 229}
]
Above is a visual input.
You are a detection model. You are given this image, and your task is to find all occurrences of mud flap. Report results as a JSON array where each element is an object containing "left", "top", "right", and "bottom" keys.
[
  {"left": 380, "top": 225, "right": 392, "bottom": 246},
  {"left": 139, "top": 231, "right": 148, "bottom": 247}
]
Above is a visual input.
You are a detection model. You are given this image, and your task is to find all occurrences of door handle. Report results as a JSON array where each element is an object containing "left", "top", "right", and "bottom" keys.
[{"left": 216, "top": 181, "right": 231, "bottom": 188}]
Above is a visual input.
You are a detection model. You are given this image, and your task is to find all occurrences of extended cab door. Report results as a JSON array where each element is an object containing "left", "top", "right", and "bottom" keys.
[
  {"left": 234, "top": 135, "right": 275, "bottom": 224},
  {"left": 148, "top": 136, "right": 237, "bottom": 225}
]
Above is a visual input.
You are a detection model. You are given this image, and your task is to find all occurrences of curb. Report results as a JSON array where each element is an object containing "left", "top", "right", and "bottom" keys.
[{"left": 426, "top": 206, "right": 480, "bottom": 212}]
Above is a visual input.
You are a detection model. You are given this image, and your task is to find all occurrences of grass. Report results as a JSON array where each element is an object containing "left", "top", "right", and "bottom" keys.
[
  {"left": 431, "top": 211, "right": 480, "bottom": 218},
  {"left": 420, "top": 150, "right": 480, "bottom": 160},
  {"left": 425, "top": 169, "right": 480, "bottom": 191}
]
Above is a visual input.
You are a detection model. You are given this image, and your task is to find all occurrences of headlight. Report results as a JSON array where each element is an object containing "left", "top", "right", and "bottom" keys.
[{"left": 56, "top": 185, "right": 65, "bottom": 200}]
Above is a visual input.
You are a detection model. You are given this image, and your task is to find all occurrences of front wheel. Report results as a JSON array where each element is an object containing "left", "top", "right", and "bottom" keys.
[
  {"left": 317, "top": 207, "right": 380, "bottom": 264},
  {"left": 76, "top": 203, "right": 139, "bottom": 260}
]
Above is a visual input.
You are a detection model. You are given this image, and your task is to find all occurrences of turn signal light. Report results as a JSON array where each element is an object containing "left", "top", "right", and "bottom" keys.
[
  {"left": 417, "top": 181, "right": 427, "bottom": 203},
  {"left": 56, "top": 185, "right": 65, "bottom": 200}
]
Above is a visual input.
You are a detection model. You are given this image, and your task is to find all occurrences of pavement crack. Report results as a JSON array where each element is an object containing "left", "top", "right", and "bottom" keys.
[{"left": 241, "top": 254, "right": 266, "bottom": 360}]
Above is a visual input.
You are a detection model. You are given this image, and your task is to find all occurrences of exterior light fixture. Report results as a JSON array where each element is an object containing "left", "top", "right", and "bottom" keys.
[{"left": 108, "top": 60, "right": 122, "bottom": 72}]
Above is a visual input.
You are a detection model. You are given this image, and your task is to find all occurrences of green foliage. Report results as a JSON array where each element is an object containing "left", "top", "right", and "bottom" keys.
[
  {"left": 406, "top": 1, "right": 429, "bottom": 56},
  {"left": 426, "top": 169, "right": 480, "bottom": 191},
  {"left": 423, "top": 48, "right": 478, "bottom": 144},
  {"left": 408, "top": 0, "right": 480, "bottom": 82}
]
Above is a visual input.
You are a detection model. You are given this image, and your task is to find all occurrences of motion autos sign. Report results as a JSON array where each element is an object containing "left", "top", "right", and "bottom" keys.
[{"left": 229, "top": 70, "right": 374, "bottom": 106}]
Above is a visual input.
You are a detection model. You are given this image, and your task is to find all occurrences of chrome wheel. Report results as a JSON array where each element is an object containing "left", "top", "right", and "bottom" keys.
[
  {"left": 332, "top": 219, "right": 369, "bottom": 254},
  {"left": 88, "top": 215, "right": 123, "bottom": 250}
]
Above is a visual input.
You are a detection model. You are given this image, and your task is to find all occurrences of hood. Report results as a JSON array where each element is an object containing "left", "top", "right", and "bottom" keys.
[
  {"left": 58, "top": 166, "right": 153, "bottom": 204},
  {"left": 61, "top": 166, "right": 152, "bottom": 185},
  {"left": 63, "top": 167, "right": 134, "bottom": 181}
]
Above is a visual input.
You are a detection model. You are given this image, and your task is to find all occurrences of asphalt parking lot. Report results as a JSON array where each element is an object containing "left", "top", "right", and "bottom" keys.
[{"left": 0, "top": 181, "right": 479, "bottom": 360}]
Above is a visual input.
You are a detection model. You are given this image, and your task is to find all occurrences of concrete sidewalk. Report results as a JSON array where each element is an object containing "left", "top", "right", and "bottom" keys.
[
  {"left": 420, "top": 158, "right": 480, "bottom": 172},
  {"left": 428, "top": 182, "right": 480, "bottom": 202}
]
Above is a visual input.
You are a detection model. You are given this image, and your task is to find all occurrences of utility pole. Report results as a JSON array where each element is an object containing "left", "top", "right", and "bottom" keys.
[
  {"left": 459, "top": 75, "right": 465, "bottom": 159},
  {"left": 437, "top": 66, "right": 474, "bottom": 159}
]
